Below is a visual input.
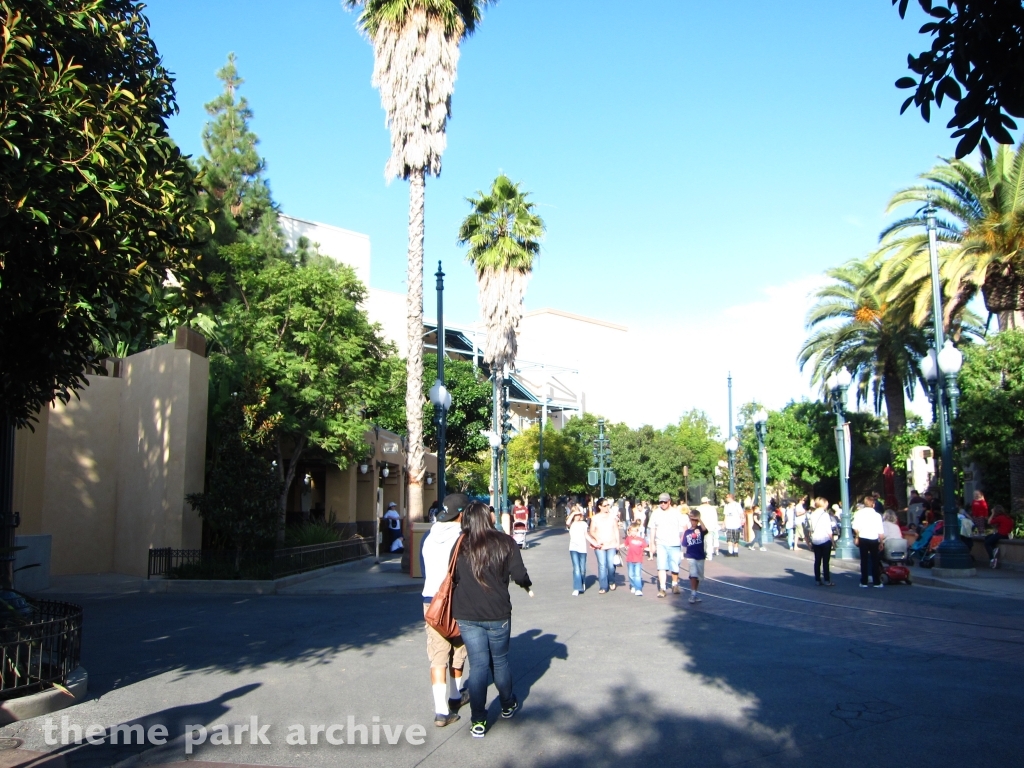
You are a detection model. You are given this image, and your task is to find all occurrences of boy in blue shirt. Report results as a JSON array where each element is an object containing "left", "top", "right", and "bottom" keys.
[{"left": 682, "top": 511, "right": 708, "bottom": 604}]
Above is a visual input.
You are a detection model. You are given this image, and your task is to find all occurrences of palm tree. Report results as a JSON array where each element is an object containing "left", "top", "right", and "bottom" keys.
[
  {"left": 346, "top": 0, "right": 492, "bottom": 521},
  {"left": 878, "top": 141, "right": 1024, "bottom": 332},
  {"left": 457, "top": 174, "right": 545, "bottom": 374},
  {"left": 799, "top": 258, "right": 928, "bottom": 435}
]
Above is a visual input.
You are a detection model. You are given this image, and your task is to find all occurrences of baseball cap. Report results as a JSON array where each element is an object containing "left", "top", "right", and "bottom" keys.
[
  {"left": 436, "top": 493, "right": 470, "bottom": 522},
  {"left": 658, "top": 492, "right": 672, "bottom": 503},
  {"left": 386, "top": 502, "right": 397, "bottom": 509},
  {"left": 700, "top": 496, "right": 710, "bottom": 504}
]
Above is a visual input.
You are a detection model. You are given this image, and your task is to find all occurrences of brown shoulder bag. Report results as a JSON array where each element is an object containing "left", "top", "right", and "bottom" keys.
[{"left": 424, "top": 535, "right": 464, "bottom": 640}]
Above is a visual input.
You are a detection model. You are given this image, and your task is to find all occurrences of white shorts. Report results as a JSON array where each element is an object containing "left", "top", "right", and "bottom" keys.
[{"left": 687, "top": 559, "right": 705, "bottom": 580}]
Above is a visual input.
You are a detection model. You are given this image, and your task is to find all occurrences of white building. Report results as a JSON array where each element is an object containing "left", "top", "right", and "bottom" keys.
[{"left": 280, "top": 214, "right": 644, "bottom": 428}]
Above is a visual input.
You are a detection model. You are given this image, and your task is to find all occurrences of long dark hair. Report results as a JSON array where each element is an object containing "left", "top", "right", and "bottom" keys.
[{"left": 461, "top": 501, "right": 514, "bottom": 590}]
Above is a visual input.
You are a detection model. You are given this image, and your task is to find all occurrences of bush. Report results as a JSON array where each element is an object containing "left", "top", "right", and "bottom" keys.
[{"left": 284, "top": 518, "right": 343, "bottom": 548}]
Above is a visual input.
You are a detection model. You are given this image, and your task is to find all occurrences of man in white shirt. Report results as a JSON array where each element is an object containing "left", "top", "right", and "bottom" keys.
[
  {"left": 648, "top": 492, "right": 686, "bottom": 597},
  {"left": 696, "top": 496, "right": 720, "bottom": 560},
  {"left": 852, "top": 495, "right": 885, "bottom": 588},
  {"left": 722, "top": 493, "right": 744, "bottom": 557},
  {"left": 421, "top": 493, "right": 470, "bottom": 727}
]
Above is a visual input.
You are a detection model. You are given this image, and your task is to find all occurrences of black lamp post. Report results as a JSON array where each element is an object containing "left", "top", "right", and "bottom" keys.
[
  {"left": 922, "top": 204, "right": 972, "bottom": 572},
  {"left": 429, "top": 262, "right": 451, "bottom": 498},
  {"left": 827, "top": 367, "right": 857, "bottom": 559},
  {"left": 754, "top": 408, "right": 771, "bottom": 550}
]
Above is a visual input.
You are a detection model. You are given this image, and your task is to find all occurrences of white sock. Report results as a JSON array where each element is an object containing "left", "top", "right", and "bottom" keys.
[
  {"left": 448, "top": 675, "right": 459, "bottom": 699},
  {"left": 432, "top": 683, "right": 448, "bottom": 715},
  {"left": 691, "top": 588, "right": 696, "bottom": 597},
  {"left": 456, "top": 673, "right": 466, "bottom": 691}
]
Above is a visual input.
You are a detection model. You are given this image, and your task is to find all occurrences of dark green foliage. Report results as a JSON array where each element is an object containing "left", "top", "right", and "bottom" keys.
[
  {"left": 956, "top": 330, "right": 1024, "bottom": 508},
  {"left": 367, "top": 353, "right": 493, "bottom": 470},
  {"left": 0, "top": 0, "right": 203, "bottom": 424},
  {"left": 893, "top": 0, "right": 1024, "bottom": 157},
  {"left": 186, "top": 375, "right": 280, "bottom": 555}
]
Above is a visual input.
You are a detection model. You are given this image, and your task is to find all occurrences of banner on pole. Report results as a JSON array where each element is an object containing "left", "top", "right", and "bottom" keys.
[{"left": 833, "top": 424, "right": 852, "bottom": 480}]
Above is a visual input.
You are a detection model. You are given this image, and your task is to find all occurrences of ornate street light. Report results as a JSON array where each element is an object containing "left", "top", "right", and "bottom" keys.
[
  {"left": 827, "top": 367, "right": 857, "bottom": 559},
  {"left": 533, "top": 458, "right": 550, "bottom": 528},
  {"left": 724, "top": 437, "right": 738, "bottom": 496},
  {"left": 922, "top": 203, "right": 972, "bottom": 572},
  {"left": 428, "top": 377, "right": 451, "bottom": 496},
  {"left": 753, "top": 408, "right": 770, "bottom": 550}
]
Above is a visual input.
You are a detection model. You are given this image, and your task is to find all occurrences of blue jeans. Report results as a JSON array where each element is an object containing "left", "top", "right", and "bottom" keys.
[
  {"left": 627, "top": 561, "right": 643, "bottom": 592},
  {"left": 570, "top": 551, "right": 587, "bottom": 592},
  {"left": 787, "top": 528, "right": 795, "bottom": 548},
  {"left": 458, "top": 619, "right": 514, "bottom": 723},
  {"left": 595, "top": 548, "right": 616, "bottom": 591}
]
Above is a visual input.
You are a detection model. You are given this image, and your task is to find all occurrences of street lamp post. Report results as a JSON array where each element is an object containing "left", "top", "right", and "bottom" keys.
[
  {"left": 922, "top": 203, "right": 973, "bottom": 572},
  {"left": 501, "top": 386, "right": 512, "bottom": 519},
  {"left": 754, "top": 408, "right": 771, "bottom": 550},
  {"left": 827, "top": 367, "right": 857, "bottom": 560},
  {"left": 429, "top": 262, "right": 451, "bottom": 498},
  {"left": 536, "top": 397, "right": 551, "bottom": 525},
  {"left": 725, "top": 437, "right": 738, "bottom": 497}
]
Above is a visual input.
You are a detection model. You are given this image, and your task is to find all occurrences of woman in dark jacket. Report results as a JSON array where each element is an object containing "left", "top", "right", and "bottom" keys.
[{"left": 452, "top": 501, "right": 533, "bottom": 738}]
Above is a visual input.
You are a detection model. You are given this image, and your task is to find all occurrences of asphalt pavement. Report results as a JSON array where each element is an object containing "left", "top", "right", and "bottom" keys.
[{"left": 2, "top": 528, "right": 1022, "bottom": 768}]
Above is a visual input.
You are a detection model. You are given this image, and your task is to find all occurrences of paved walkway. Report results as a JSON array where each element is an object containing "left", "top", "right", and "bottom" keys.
[{"left": 2, "top": 527, "right": 1021, "bottom": 767}]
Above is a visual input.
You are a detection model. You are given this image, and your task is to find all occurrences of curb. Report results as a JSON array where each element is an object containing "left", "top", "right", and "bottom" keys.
[
  {"left": 143, "top": 558, "right": 423, "bottom": 595},
  {"left": 0, "top": 667, "right": 87, "bottom": 726}
]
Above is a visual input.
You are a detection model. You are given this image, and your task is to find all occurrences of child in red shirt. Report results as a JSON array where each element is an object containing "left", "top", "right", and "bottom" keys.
[
  {"left": 623, "top": 521, "right": 647, "bottom": 596},
  {"left": 987, "top": 505, "right": 1015, "bottom": 568}
]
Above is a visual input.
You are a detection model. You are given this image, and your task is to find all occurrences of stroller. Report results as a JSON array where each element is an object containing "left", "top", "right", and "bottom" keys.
[
  {"left": 881, "top": 535, "right": 912, "bottom": 585},
  {"left": 512, "top": 506, "right": 529, "bottom": 548},
  {"left": 908, "top": 521, "right": 942, "bottom": 568}
]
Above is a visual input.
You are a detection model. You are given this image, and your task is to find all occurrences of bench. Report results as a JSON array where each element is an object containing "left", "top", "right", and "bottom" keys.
[{"left": 969, "top": 535, "right": 1023, "bottom": 570}]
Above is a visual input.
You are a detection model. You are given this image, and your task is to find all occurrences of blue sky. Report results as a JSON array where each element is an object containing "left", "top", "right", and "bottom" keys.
[{"left": 144, "top": 0, "right": 969, "bottom": 429}]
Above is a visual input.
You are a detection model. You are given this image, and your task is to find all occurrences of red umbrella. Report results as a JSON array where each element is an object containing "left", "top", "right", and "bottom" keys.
[{"left": 883, "top": 464, "right": 898, "bottom": 510}]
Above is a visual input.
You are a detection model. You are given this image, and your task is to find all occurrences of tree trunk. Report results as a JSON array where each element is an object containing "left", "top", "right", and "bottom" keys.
[
  {"left": 276, "top": 434, "right": 306, "bottom": 545},
  {"left": 882, "top": 366, "right": 907, "bottom": 436},
  {"left": 1010, "top": 453, "right": 1024, "bottom": 517},
  {"left": 405, "top": 168, "right": 426, "bottom": 522},
  {"left": 996, "top": 309, "right": 1024, "bottom": 331}
]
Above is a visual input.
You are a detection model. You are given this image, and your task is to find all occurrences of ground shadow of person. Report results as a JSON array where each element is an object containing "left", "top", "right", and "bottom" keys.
[
  {"left": 15, "top": 683, "right": 260, "bottom": 768},
  {"left": 506, "top": 629, "right": 568, "bottom": 712}
]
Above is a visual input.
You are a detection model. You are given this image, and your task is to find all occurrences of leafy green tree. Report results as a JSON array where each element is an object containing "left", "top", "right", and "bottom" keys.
[
  {"left": 800, "top": 258, "right": 929, "bottom": 435},
  {"left": 667, "top": 409, "right": 725, "bottom": 485},
  {"left": 186, "top": 372, "right": 281, "bottom": 564},
  {"left": 956, "top": 330, "right": 1024, "bottom": 514},
  {"left": 221, "top": 249, "right": 393, "bottom": 540},
  {"left": 367, "top": 353, "right": 493, "bottom": 477},
  {"left": 892, "top": 0, "right": 1024, "bottom": 157},
  {"left": 609, "top": 424, "right": 686, "bottom": 501},
  {"left": 345, "top": 0, "right": 494, "bottom": 522},
  {"left": 0, "top": 0, "right": 202, "bottom": 427},
  {"left": 506, "top": 424, "right": 578, "bottom": 503},
  {"left": 878, "top": 141, "right": 1024, "bottom": 332}
]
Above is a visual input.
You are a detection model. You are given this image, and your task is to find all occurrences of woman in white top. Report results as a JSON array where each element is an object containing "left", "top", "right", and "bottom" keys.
[
  {"left": 567, "top": 506, "right": 589, "bottom": 596},
  {"left": 808, "top": 497, "right": 837, "bottom": 586}
]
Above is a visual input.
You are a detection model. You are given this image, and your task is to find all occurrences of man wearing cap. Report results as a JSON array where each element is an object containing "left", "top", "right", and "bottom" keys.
[
  {"left": 696, "top": 496, "right": 720, "bottom": 560},
  {"left": 682, "top": 509, "right": 708, "bottom": 604},
  {"left": 647, "top": 492, "right": 686, "bottom": 597},
  {"left": 421, "top": 493, "right": 470, "bottom": 727}
]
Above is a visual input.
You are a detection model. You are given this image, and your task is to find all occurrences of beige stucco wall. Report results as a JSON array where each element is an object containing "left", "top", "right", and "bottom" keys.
[
  {"left": 114, "top": 343, "right": 208, "bottom": 576},
  {"left": 12, "top": 337, "right": 208, "bottom": 577},
  {"left": 42, "top": 377, "right": 123, "bottom": 575}
]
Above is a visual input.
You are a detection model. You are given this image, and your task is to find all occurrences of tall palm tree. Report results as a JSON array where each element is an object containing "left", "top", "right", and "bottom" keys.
[
  {"left": 799, "top": 258, "right": 929, "bottom": 435},
  {"left": 457, "top": 174, "right": 545, "bottom": 374},
  {"left": 878, "top": 141, "right": 1024, "bottom": 332},
  {"left": 346, "top": 0, "right": 493, "bottom": 521}
]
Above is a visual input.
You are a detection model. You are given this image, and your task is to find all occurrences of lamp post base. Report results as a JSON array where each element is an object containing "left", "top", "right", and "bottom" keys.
[
  {"left": 931, "top": 566, "right": 977, "bottom": 578},
  {"left": 834, "top": 544, "right": 858, "bottom": 560}
]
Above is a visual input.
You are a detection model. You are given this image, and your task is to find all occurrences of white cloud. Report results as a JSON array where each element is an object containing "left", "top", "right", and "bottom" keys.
[{"left": 614, "top": 274, "right": 829, "bottom": 432}]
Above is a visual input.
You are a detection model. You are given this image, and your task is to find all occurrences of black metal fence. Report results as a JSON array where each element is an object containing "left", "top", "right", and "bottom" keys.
[
  {"left": 148, "top": 537, "right": 375, "bottom": 581},
  {"left": 0, "top": 599, "right": 83, "bottom": 699}
]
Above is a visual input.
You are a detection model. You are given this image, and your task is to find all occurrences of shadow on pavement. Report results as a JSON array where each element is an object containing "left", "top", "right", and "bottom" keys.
[
  {"left": 56, "top": 591, "right": 425, "bottom": 695},
  {"left": 12, "top": 685, "right": 258, "bottom": 768}
]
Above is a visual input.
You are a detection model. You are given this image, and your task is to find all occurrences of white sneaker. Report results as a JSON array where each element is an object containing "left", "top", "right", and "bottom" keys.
[
  {"left": 629, "top": 588, "right": 636, "bottom": 595},
  {"left": 688, "top": 595, "right": 697, "bottom": 604},
  {"left": 635, "top": 591, "right": 643, "bottom": 596},
  {"left": 571, "top": 590, "right": 579, "bottom": 596}
]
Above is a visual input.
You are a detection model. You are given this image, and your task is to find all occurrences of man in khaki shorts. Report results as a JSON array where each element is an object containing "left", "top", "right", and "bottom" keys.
[{"left": 421, "top": 493, "right": 470, "bottom": 726}]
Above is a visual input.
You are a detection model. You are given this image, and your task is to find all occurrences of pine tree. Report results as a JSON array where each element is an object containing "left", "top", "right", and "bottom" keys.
[{"left": 199, "top": 53, "right": 276, "bottom": 239}]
